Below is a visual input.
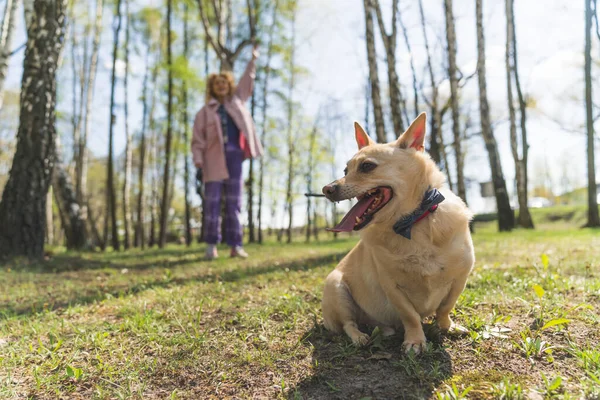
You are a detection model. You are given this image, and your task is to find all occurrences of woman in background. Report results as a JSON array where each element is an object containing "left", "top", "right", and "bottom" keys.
[{"left": 192, "top": 46, "right": 263, "bottom": 260}]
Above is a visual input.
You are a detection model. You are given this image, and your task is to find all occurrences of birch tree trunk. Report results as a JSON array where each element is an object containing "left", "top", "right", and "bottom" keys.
[
  {"left": 0, "top": 0, "right": 19, "bottom": 109},
  {"left": 122, "top": 0, "right": 132, "bottom": 249},
  {"left": 417, "top": 0, "right": 441, "bottom": 165},
  {"left": 158, "top": 0, "right": 174, "bottom": 248},
  {"left": 77, "top": 0, "right": 103, "bottom": 223},
  {"left": 372, "top": 0, "right": 405, "bottom": 137},
  {"left": 363, "top": 0, "right": 386, "bottom": 142},
  {"left": 285, "top": 8, "right": 297, "bottom": 244},
  {"left": 182, "top": 1, "right": 192, "bottom": 246},
  {"left": 257, "top": 0, "right": 279, "bottom": 244},
  {"left": 476, "top": 0, "right": 514, "bottom": 232},
  {"left": 104, "top": 0, "right": 122, "bottom": 251},
  {"left": 585, "top": 0, "right": 600, "bottom": 226},
  {"left": 444, "top": 0, "right": 467, "bottom": 203},
  {"left": 0, "top": 0, "right": 68, "bottom": 259},
  {"left": 506, "top": 0, "right": 534, "bottom": 228}
]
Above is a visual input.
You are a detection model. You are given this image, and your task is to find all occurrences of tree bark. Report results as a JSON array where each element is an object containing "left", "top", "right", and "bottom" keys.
[
  {"left": 509, "top": 0, "right": 534, "bottom": 229},
  {"left": 444, "top": 0, "right": 467, "bottom": 203},
  {"left": 585, "top": 0, "right": 600, "bottom": 227},
  {"left": 0, "top": 0, "right": 68, "bottom": 259},
  {"left": 104, "top": 0, "right": 122, "bottom": 251},
  {"left": 372, "top": 0, "right": 404, "bottom": 137},
  {"left": 46, "top": 188, "right": 54, "bottom": 245},
  {"left": 182, "top": 1, "right": 192, "bottom": 246},
  {"left": 135, "top": 44, "right": 151, "bottom": 248},
  {"left": 158, "top": 0, "right": 174, "bottom": 248},
  {"left": 148, "top": 63, "right": 159, "bottom": 247},
  {"left": 506, "top": 0, "right": 534, "bottom": 228},
  {"left": 476, "top": 0, "right": 514, "bottom": 232},
  {"left": 52, "top": 146, "right": 88, "bottom": 250},
  {"left": 397, "top": 6, "right": 419, "bottom": 119},
  {"left": 247, "top": 89, "right": 256, "bottom": 243},
  {"left": 285, "top": 8, "right": 297, "bottom": 244},
  {"left": 122, "top": 0, "right": 133, "bottom": 249},
  {"left": 257, "top": 0, "right": 279, "bottom": 245},
  {"left": 363, "top": 0, "right": 386, "bottom": 142},
  {"left": 77, "top": 0, "right": 103, "bottom": 227},
  {"left": 418, "top": 0, "right": 441, "bottom": 165},
  {"left": 0, "top": 0, "right": 19, "bottom": 110},
  {"left": 306, "top": 122, "right": 318, "bottom": 242}
]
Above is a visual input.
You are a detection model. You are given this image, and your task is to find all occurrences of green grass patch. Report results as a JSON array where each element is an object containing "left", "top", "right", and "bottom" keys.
[{"left": 0, "top": 229, "right": 599, "bottom": 399}]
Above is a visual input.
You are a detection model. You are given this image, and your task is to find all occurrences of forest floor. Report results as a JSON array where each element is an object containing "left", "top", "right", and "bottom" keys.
[{"left": 1, "top": 211, "right": 599, "bottom": 399}]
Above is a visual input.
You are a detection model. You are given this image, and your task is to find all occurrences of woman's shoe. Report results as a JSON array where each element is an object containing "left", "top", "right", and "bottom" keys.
[
  {"left": 205, "top": 244, "right": 218, "bottom": 260},
  {"left": 230, "top": 246, "right": 248, "bottom": 258}
]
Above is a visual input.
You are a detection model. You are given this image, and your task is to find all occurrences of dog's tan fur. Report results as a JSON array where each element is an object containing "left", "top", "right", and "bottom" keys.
[{"left": 321, "top": 113, "right": 474, "bottom": 354}]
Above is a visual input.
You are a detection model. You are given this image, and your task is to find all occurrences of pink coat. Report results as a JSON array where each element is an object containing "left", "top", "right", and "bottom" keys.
[{"left": 191, "top": 59, "right": 264, "bottom": 183}]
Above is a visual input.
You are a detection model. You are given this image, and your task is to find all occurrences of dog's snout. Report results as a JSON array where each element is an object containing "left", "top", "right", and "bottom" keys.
[{"left": 322, "top": 183, "right": 339, "bottom": 199}]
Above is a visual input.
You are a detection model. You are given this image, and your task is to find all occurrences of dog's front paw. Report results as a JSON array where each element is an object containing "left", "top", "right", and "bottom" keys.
[
  {"left": 437, "top": 314, "right": 452, "bottom": 331},
  {"left": 403, "top": 338, "right": 427, "bottom": 355},
  {"left": 352, "top": 332, "right": 370, "bottom": 346}
]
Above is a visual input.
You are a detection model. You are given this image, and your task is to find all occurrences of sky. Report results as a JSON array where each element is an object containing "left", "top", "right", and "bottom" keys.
[{"left": 2, "top": 0, "right": 599, "bottom": 227}]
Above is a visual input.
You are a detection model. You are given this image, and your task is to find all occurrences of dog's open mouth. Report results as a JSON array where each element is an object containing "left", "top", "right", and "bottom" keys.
[{"left": 328, "top": 187, "right": 393, "bottom": 232}]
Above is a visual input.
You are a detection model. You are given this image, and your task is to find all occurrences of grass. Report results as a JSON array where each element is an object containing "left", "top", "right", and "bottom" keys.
[{"left": 0, "top": 222, "right": 599, "bottom": 399}]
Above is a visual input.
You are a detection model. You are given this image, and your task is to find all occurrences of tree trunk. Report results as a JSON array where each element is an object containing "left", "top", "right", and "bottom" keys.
[
  {"left": 148, "top": 64, "right": 159, "bottom": 248},
  {"left": 104, "top": 0, "right": 122, "bottom": 251},
  {"left": 135, "top": 44, "right": 151, "bottom": 248},
  {"left": 444, "top": 0, "right": 467, "bottom": 203},
  {"left": 398, "top": 7, "right": 419, "bottom": 119},
  {"left": 286, "top": 8, "right": 297, "bottom": 244},
  {"left": 372, "top": 0, "right": 404, "bottom": 137},
  {"left": 419, "top": 0, "right": 442, "bottom": 165},
  {"left": 77, "top": 0, "right": 103, "bottom": 229},
  {"left": 257, "top": 0, "right": 279, "bottom": 245},
  {"left": 306, "top": 123, "right": 318, "bottom": 242},
  {"left": 46, "top": 189, "right": 54, "bottom": 245},
  {"left": 363, "top": 0, "right": 386, "bottom": 142},
  {"left": 182, "top": 1, "right": 192, "bottom": 246},
  {"left": 0, "top": 0, "right": 19, "bottom": 110},
  {"left": 417, "top": 0, "right": 441, "bottom": 164},
  {"left": 158, "top": 0, "right": 174, "bottom": 248},
  {"left": 52, "top": 146, "right": 88, "bottom": 250},
  {"left": 122, "top": 0, "right": 133, "bottom": 249},
  {"left": 585, "top": 0, "right": 600, "bottom": 227},
  {"left": 247, "top": 91, "right": 256, "bottom": 243},
  {"left": 0, "top": 0, "right": 68, "bottom": 259},
  {"left": 476, "top": 0, "right": 514, "bottom": 232},
  {"left": 509, "top": 0, "right": 534, "bottom": 229},
  {"left": 505, "top": 0, "right": 533, "bottom": 228}
]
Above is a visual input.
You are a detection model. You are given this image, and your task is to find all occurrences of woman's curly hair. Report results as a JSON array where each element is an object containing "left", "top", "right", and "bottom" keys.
[{"left": 205, "top": 72, "right": 236, "bottom": 103}]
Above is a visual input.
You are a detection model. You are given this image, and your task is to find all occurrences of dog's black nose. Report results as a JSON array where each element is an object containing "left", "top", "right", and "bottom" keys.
[{"left": 323, "top": 183, "right": 338, "bottom": 199}]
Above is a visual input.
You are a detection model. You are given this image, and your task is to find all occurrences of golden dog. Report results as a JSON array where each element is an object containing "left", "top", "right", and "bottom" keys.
[{"left": 321, "top": 113, "right": 474, "bottom": 354}]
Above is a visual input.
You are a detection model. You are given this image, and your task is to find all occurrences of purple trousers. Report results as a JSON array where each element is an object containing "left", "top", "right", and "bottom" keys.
[{"left": 203, "top": 145, "right": 244, "bottom": 247}]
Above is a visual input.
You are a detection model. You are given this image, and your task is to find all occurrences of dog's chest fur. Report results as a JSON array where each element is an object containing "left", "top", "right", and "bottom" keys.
[{"left": 345, "top": 240, "right": 463, "bottom": 325}]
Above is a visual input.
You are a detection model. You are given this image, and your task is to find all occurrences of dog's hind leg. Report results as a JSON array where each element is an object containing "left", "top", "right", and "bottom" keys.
[{"left": 322, "top": 270, "right": 370, "bottom": 346}]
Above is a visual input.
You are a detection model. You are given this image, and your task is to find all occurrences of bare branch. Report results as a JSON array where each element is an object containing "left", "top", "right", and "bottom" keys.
[
  {"left": 247, "top": 0, "right": 256, "bottom": 40},
  {"left": 371, "top": 0, "right": 390, "bottom": 49},
  {"left": 196, "top": 0, "right": 224, "bottom": 59}
]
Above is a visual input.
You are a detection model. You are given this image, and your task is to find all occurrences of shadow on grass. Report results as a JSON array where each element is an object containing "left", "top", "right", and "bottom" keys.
[
  {"left": 289, "top": 323, "right": 453, "bottom": 399},
  {"left": 0, "top": 252, "right": 348, "bottom": 321},
  {"left": 1, "top": 238, "right": 356, "bottom": 273}
]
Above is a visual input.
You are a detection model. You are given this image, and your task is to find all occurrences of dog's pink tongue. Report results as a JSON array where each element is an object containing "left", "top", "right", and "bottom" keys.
[{"left": 327, "top": 197, "right": 373, "bottom": 233}]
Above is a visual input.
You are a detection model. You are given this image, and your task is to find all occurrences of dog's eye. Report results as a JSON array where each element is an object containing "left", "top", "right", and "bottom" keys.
[
  {"left": 359, "top": 162, "right": 377, "bottom": 173},
  {"left": 344, "top": 167, "right": 348, "bottom": 176}
]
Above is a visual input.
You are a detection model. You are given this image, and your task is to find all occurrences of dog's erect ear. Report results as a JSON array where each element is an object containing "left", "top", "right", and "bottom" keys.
[
  {"left": 397, "top": 112, "right": 427, "bottom": 152},
  {"left": 354, "top": 122, "right": 375, "bottom": 150}
]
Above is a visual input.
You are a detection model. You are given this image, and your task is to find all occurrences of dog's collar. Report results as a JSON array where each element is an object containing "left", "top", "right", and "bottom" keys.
[{"left": 392, "top": 187, "right": 445, "bottom": 240}]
